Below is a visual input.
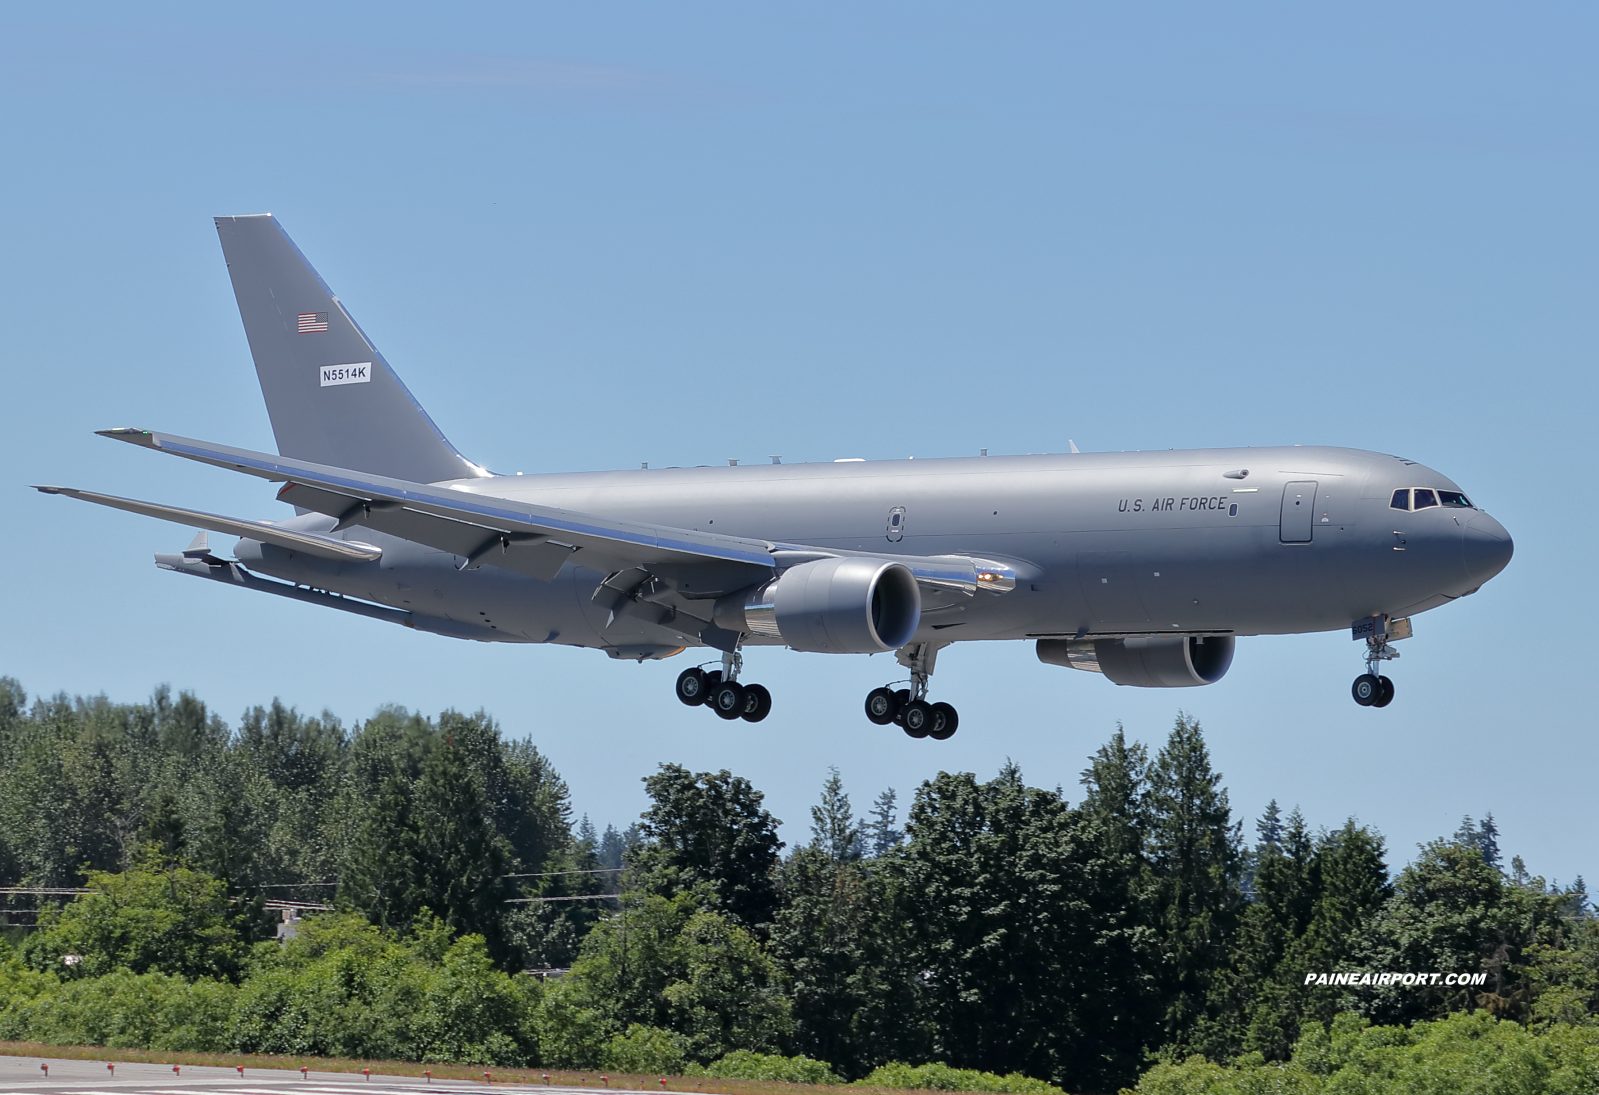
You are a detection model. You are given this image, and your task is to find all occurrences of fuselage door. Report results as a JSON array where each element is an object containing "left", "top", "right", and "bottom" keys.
[
  {"left": 886, "top": 506, "right": 906, "bottom": 542},
  {"left": 1280, "top": 481, "right": 1318, "bottom": 543}
]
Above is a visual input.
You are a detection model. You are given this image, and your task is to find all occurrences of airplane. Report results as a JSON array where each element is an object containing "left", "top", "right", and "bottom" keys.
[{"left": 35, "top": 215, "right": 1515, "bottom": 739}]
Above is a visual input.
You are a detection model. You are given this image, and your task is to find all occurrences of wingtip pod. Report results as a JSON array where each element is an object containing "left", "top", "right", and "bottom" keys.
[{"left": 32, "top": 485, "right": 65, "bottom": 495}]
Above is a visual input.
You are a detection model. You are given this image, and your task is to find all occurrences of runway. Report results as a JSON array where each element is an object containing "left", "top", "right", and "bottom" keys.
[{"left": 0, "top": 1057, "right": 603, "bottom": 1095}]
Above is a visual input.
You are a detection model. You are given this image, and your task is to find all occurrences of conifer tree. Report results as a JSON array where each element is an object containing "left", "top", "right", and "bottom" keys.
[{"left": 1145, "top": 713, "right": 1243, "bottom": 1047}]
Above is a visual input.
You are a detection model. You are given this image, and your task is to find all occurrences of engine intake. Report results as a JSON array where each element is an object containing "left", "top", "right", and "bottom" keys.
[
  {"left": 715, "top": 557, "right": 921, "bottom": 653},
  {"left": 1037, "top": 635, "right": 1235, "bottom": 687}
]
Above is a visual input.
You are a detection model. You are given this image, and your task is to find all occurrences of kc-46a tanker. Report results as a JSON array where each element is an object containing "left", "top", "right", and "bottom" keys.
[{"left": 37, "top": 216, "right": 1514, "bottom": 739}]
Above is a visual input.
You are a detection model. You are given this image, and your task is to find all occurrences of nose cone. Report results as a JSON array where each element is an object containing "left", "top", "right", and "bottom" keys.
[{"left": 1462, "top": 513, "right": 1513, "bottom": 584}]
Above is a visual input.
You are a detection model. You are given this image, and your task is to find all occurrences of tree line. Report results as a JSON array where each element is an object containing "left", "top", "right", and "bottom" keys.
[{"left": 0, "top": 676, "right": 1594, "bottom": 1093}]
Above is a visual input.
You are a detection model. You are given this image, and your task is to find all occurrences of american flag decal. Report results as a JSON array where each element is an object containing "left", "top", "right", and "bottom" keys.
[{"left": 297, "top": 312, "right": 329, "bottom": 333}]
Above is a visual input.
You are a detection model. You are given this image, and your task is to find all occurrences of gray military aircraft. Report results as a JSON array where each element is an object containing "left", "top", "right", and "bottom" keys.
[{"left": 37, "top": 215, "right": 1514, "bottom": 738}]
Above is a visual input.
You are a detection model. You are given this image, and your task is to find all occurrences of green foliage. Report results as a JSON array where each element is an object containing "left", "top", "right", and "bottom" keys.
[
  {"left": 543, "top": 892, "right": 794, "bottom": 1067},
  {"left": 23, "top": 860, "right": 244, "bottom": 980},
  {"left": 1145, "top": 714, "right": 1245, "bottom": 1048},
  {"left": 233, "top": 912, "right": 537, "bottom": 1063},
  {"left": 601, "top": 1024, "right": 689, "bottom": 1075},
  {"left": 1131, "top": 1011, "right": 1599, "bottom": 1095},
  {"left": 854, "top": 1062, "right": 1064, "bottom": 1094},
  {"left": 692, "top": 1048, "right": 842, "bottom": 1084},
  {"left": 891, "top": 762, "right": 1142, "bottom": 1090},
  {"left": 634, "top": 765, "right": 785, "bottom": 930},
  {"left": 0, "top": 968, "right": 236, "bottom": 1051},
  {"left": 1, "top": 906, "right": 538, "bottom": 1063},
  {"left": 5, "top": 676, "right": 1598, "bottom": 1088}
]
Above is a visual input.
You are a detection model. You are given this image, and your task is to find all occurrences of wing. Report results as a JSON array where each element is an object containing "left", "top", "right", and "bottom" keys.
[
  {"left": 95, "top": 427, "right": 777, "bottom": 589},
  {"left": 82, "top": 428, "right": 1020, "bottom": 650}
]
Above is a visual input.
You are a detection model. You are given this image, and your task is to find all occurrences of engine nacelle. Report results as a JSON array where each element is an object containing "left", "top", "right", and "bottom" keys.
[
  {"left": 1037, "top": 635, "right": 1235, "bottom": 687},
  {"left": 714, "top": 557, "right": 921, "bottom": 653}
]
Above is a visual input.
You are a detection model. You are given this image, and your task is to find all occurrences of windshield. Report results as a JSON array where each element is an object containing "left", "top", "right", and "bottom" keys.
[
  {"left": 1438, "top": 490, "right": 1473, "bottom": 508},
  {"left": 1413, "top": 489, "right": 1438, "bottom": 509}
]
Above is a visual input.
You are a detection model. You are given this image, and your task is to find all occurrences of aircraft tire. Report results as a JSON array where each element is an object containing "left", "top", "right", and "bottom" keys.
[
  {"left": 865, "top": 687, "right": 898, "bottom": 725},
  {"left": 1373, "top": 676, "right": 1395, "bottom": 708},
  {"left": 928, "top": 702, "right": 959, "bottom": 740},
  {"left": 902, "top": 699, "right": 933, "bottom": 738},
  {"left": 741, "top": 683, "right": 773, "bottom": 723},
  {"left": 711, "top": 680, "right": 746, "bottom": 720},
  {"left": 1352, "top": 674, "right": 1381, "bottom": 706},
  {"left": 675, "top": 668, "right": 709, "bottom": 706},
  {"left": 890, "top": 688, "right": 912, "bottom": 726},
  {"left": 700, "top": 670, "right": 723, "bottom": 706}
]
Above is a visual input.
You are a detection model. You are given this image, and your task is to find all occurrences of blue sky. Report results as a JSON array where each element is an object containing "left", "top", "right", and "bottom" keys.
[{"left": 2, "top": 4, "right": 1594, "bottom": 884}]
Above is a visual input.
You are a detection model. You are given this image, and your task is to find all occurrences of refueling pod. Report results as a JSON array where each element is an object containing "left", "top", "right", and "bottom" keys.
[
  {"left": 1037, "top": 635, "right": 1235, "bottom": 687},
  {"left": 715, "top": 557, "right": 921, "bottom": 654}
]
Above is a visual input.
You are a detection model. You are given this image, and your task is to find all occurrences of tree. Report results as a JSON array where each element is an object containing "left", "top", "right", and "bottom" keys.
[
  {"left": 1078, "top": 723, "right": 1150, "bottom": 861},
  {"left": 23, "top": 859, "right": 244, "bottom": 980},
  {"left": 864, "top": 789, "right": 903, "bottom": 858},
  {"left": 1144, "top": 713, "right": 1243, "bottom": 1049},
  {"left": 543, "top": 892, "right": 793, "bottom": 1065},
  {"left": 342, "top": 729, "right": 511, "bottom": 956},
  {"left": 811, "top": 768, "right": 863, "bottom": 863},
  {"left": 634, "top": 765, "right": 784, "bottom": 930},
  {"left": 770, "top": 772, "right": 912, "bottom": 1076},
  {"left": 891, "top": 762, "right": 1148, "bottom": 1092}
]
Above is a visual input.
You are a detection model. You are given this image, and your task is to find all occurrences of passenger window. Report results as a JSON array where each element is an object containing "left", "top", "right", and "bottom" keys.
[
  {"left": 1438, "top": 490, "right": 1473, "bottom": 508},
  {"left": 1413, "top": 489, "right": 1438, "bottom": 510},
  {"left": 1390, "top": 489, "right": 1410, "bottom": 510}
]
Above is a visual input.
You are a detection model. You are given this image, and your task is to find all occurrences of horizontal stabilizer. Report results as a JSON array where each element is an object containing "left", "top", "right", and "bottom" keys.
[{"left": 34, "top": 486, "right": 382, "bottom": 562}]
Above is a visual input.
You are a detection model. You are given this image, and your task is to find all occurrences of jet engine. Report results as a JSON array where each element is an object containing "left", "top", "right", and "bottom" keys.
[
  {"left": 1037, "top": 635, "right": 1235, "bottom": 687},
  {"left": 714, "top": 557, "right": 921, "bottom": 653}
]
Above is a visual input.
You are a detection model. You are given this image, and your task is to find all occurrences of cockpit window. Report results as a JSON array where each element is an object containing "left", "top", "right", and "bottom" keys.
[
  {"left": 1390, "top": 489, "right": 1410, "bottom": 510},
  {"left": 1438, "top": 490, "right": 1473, "bottom": 508},
  {"left": 1412, "top": 488, "right": 1438, "bottom": 510}
]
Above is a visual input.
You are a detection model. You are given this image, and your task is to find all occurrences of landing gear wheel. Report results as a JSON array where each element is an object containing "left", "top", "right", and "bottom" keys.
[
  {"left": 928, "top": 702, "right": 959, "bottom": 740},
  {"left": 711, "top": 680, "right": 746, "bottom": 720},
  {"left": 675, "top": 668, "right": 708, "bottom": 706},
  {"left": 699, "top": 670, "right": 722, "bottom": 706},
  {"left": 902, "top": 699, "right": 933, "bottom": 738},
  {"left": 890, "top": 689, "right": 912, "bottom": 727},
  {"left": 1373, "top": 676, "right": 1395, "bottom": 708},
  {"left": 865, "top": 687, "right": 899, "bottom": 725},
  {"left": 740, "top": 683, "right": 773, "bottom": 723},
  {"left": 1352, "top": 673, "right": 1381, "bottom": 706}
]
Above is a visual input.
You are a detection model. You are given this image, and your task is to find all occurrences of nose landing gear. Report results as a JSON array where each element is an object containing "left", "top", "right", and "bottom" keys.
[
  {"left": 676, "top": 646, "right": 772, "bottom": 722},
  {"left": 865, "top": 642, "right": 958, "bottom": 740},
  {"left": 1352, "top": 635, "right": 1397, "bottom": 708}
]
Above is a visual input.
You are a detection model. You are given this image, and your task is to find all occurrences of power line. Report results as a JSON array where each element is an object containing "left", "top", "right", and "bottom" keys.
[{"left": 500, "top": 868, "right": 624, "bottom": 879}]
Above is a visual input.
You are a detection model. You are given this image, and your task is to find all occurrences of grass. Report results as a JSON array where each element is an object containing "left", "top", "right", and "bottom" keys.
[{"left": 0, "top": 1043, "right": 979, "bottom": 1095}]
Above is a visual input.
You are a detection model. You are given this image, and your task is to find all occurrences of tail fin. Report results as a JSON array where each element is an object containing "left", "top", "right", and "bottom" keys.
[{"left": 214, "top": 215, "right": 487, "bottom": 483}]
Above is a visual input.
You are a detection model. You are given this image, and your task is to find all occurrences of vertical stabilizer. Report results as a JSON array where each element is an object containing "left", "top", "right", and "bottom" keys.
[{"left": 215, "top": 215, "right": 487, "bottom": 483}]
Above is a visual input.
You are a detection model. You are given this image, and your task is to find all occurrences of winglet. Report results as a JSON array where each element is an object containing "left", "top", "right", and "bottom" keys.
[
  {"left": 1069, "top": 439, "right": 1080, "bottom": 454},
  {"left": 96, "top": 428, "right": 160, "bottom": 449}
]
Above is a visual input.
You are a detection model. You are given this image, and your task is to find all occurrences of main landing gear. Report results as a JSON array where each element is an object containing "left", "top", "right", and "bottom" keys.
[
  {"left": 1352, "top": 635, "right": 1397, "bottom": 708},
  {"left": 675, "top": 648, "right": 772, "bottom": 723},
  {"left": 865, "top": 642, "right": 958, "bottom": 740}
]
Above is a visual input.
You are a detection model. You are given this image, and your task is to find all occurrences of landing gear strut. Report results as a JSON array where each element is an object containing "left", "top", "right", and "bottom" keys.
[
  {"left": 676, "top": 645, "right": 772, "bottom": 722},
  {"left": 1352, "top": 636, "right": 1397, "bottom": 708},
  {"left": 865, "top": 642, "right": 958, "bottom": 740}
]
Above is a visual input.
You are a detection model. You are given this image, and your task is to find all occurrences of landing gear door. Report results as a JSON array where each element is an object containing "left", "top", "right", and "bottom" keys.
[{"left": 1280, "top": 481, "right": 1317, "bottom": 543}]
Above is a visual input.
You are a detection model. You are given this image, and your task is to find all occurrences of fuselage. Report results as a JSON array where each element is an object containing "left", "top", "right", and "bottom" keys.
[{"left": 237, "top": 444, "right": 1513, "bottom": 658}]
